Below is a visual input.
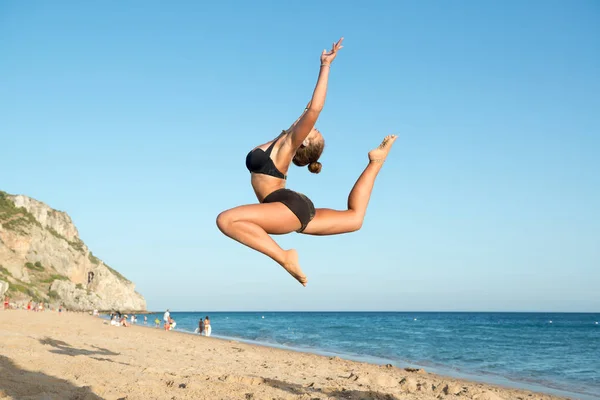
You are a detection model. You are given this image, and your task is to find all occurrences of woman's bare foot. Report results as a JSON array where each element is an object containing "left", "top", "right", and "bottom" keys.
[
  {"left": 368, "top": 134, "right": 398, "bottom": 163},
  {"left": 280, "top": 249, "right": 308, "bottom": 287}
]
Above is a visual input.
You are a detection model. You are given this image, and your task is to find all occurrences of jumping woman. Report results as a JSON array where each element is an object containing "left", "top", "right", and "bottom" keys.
[{"left": 216, "top": 37, "right": 397, "bottom": 286}]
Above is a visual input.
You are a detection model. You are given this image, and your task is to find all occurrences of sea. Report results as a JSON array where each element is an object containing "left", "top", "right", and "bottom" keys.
[{"left": 116, "top": 312, "right": 600, "bottom": 399}]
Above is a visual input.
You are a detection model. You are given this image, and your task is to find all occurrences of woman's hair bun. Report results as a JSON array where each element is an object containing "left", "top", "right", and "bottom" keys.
[{"left": 308, "top": 161, "right": 322, "bottom": 174}]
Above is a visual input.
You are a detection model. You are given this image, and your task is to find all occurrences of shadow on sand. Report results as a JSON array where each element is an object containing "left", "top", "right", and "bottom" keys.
[
  {"left": 39, "top": 337, "right": 120, "bottom": 357},
  {"left": 263, "top": 377, "right": 401, "bottom": 400},
  {"left": 0, "top": 355, "right": 104, "bottom": 400}
]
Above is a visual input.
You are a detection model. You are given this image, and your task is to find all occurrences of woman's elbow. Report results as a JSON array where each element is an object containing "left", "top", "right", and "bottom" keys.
[{"left": 307, "top": 106, "right": 323, "bottom": 116}]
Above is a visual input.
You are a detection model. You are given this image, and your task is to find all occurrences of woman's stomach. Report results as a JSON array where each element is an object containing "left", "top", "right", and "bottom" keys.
[{"left": 250, "top": 174, "right": 286, "bottom": 202}]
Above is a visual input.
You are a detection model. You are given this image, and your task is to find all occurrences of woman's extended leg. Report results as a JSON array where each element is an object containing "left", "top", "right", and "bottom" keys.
[
  {"left": 216, "top": 203, "right": 308, "bottom": 286},
  {"left": 302, "top": 135, "right": 397, "bottom": 236}
]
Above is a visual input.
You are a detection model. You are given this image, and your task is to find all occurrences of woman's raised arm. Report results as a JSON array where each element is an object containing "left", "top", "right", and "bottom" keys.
[{"left": 287, "top": 38, "right": 343, "bottom": 148}]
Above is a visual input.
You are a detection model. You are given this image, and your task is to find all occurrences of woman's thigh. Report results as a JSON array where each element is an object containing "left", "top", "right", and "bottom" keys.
[
  {"left": 217, "top": 202, "right": 302, "bottom": 235},
  {"left": 301, "top": 208, "right": 360, "bottom": 236}
]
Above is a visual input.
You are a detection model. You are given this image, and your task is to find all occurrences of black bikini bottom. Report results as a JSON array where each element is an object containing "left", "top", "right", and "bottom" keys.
[{"left": 262, "top": 188, "right": 315, "bottom": 233}]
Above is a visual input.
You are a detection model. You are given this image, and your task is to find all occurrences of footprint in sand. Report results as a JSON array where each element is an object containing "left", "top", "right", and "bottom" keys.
[{"left": 219, "top": 375, "right": 265, "bottom": 386}]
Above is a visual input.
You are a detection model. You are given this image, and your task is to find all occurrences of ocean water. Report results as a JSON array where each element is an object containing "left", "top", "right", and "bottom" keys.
[{"left": 122, "top": 312, "right": 600, "bottom": 399}]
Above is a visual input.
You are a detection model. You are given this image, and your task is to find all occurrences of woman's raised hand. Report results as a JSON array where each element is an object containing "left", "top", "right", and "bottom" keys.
[{"left": 320, "top": 37, "right": 344, "bottom": 66}]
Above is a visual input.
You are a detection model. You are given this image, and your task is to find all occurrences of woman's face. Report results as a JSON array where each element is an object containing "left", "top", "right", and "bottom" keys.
[{"left": 305, "top": 128, "right": 323, "bottom": 147}]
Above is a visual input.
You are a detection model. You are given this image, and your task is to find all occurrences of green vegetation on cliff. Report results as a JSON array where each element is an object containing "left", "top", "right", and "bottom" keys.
[
  {"left": 4, "top": 267, "right": 68, "bottom": 304},
  {"left": 47, "top": 226, "right": 85, "bottom": 252},
  {"left": 48, "top": 290, "right": 60, "bottom": 300},
  {"left": 89, "top": 252, "right": 100, "bottom": 265},
  {"left": 8, "top": 261, "right": 72, "bottom": 303},
  {"left": 1, "top": 259, "right": 69, "bottom": 304},
  {"left": 25, "top": 262, "right": 45, "bottom": 272},
  {"left": 39, "top": 274, "right": 69, "bottom": 283},
  {"left": 1, "top": 190, "right": 144, "bottom": 310},
  {"left": 0, "top": 193, "right": 76, "bottom": 303},
  {"left": 105, "top": 264, "right": 130, "bottom": 283},
  {"left": 0, "top": 265, "right": 12, "bottom": 277},
  {"left": 89, "top": 252, "right": 130, "bottom": 283},
  {"left": 7, "top": 281, "right": 45, "bottom": 303},
  {"left": 0, "top": 191, "right": 41, "bottom": 234}
]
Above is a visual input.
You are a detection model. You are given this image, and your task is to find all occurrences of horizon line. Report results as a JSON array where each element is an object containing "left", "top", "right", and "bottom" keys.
[{"left": 145, "top": 310, "right": 600, "bottom": 314}]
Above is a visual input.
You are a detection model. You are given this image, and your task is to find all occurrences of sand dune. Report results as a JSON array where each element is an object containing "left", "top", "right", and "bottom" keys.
[{"left": 0, "top": 311, "right": 569, "bottom": 400}]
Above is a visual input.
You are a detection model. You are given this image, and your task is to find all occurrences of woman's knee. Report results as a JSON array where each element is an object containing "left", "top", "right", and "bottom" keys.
[
  {"left": 216, "top": 210, "right": 235, "bottom": 233},
  {"left": 343, "top": 210, "right": 364, "bottom": 232},
  {"left": 348, "top": 215, "right": 364, "bottom": 232}
]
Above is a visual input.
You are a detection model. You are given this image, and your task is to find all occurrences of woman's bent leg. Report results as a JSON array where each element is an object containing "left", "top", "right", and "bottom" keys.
[
  {"left": 216, "top": 202, "right": 308, "bottom": 286},
  {"left": 302, "top": 135, "right": 397, "bottom": 236}
]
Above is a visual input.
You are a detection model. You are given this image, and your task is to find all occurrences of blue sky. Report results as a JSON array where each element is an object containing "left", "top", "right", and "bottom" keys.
[{"left": 1, "top": 0, "right": 598, "bottom": 312}]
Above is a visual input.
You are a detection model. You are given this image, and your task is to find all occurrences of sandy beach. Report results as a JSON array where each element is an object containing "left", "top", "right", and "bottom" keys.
[{"left": 0, "top": 311, "right": 571, "bottom": 400}]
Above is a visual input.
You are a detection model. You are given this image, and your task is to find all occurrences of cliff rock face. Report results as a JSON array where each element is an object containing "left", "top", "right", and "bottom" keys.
[
  {"left": 0, "top": 191, "right": 146, "bottom": 311},
  {"left": 0, "top": 280, "right": 8, "bottom": 298}
]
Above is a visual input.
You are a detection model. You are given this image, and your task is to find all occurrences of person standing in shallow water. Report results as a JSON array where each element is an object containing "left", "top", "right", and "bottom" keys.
[
  {"left": 204, "top": 316, "right": 211, "bottom": 337},
  {"left": 216, "top": 37, "right": 398, "bottom": 286}
]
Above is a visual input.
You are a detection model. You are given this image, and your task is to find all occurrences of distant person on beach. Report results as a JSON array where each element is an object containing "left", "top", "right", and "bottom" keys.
[
  {"left": 165, "top": 316, "right": 176, "bottom": 331},
  {"left": 3, "top": 295, "right": 9, "bottom": 310},
  {"left": 154, "top": 317, "right": 160, "bottom": 328},
  {"left": 204, "top": 316, "right": 211, "bottom": 337},
  {"left": 144, "top": 315, "right": 147, "bottom": 324},
  {"left": 196, "top": 318, "right": 204, "bottom": 335},
  {"left": 216, "top": 37, "right": 397, "bottom": 286},
  {"left": 163, "top": 309, "right": 170, "bottom": 324}
]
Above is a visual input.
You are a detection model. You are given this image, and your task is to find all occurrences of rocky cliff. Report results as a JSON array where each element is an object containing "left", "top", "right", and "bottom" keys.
[{"left": 0, "top": 191, "right": 146, "bottom": 311}]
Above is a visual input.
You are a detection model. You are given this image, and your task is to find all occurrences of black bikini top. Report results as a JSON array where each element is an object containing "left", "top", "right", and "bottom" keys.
[{"left": 245, "top": 135, "right": 287, "bottom": 180}]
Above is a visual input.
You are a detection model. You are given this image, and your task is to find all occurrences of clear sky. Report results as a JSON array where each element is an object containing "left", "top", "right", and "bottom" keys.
[{"left": 1, "top": 1, "right": 598, "bottom": 312}]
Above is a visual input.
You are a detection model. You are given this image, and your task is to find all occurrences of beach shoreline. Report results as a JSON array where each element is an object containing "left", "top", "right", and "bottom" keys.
[
  {"left": 1, "top": 310, "right": 586, "bottom": 400},
  {"left": 101, "top": 313, "right": 592, "bottom": 400}
]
